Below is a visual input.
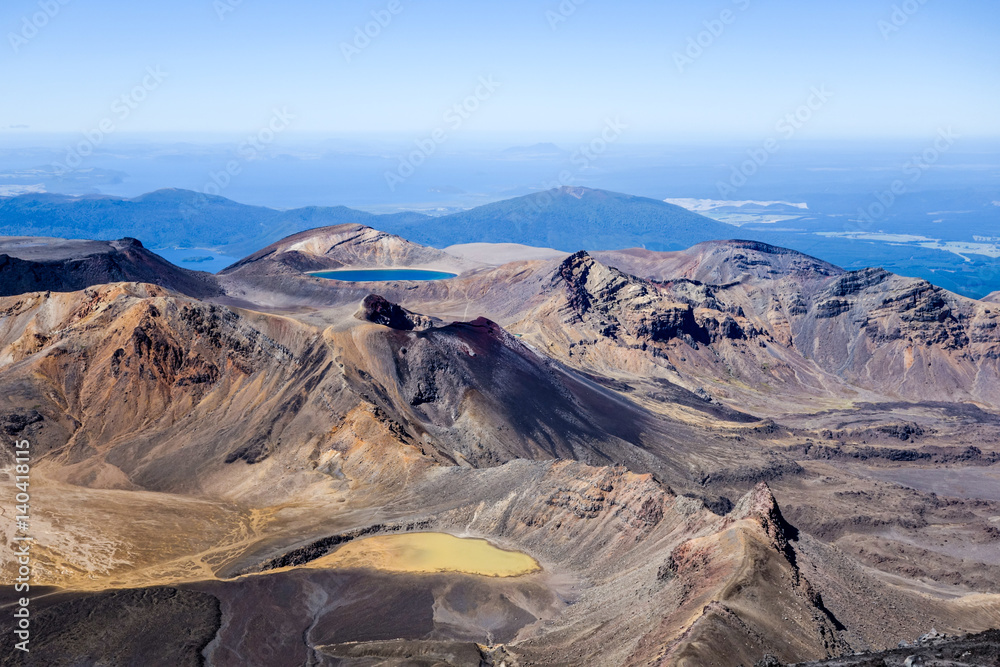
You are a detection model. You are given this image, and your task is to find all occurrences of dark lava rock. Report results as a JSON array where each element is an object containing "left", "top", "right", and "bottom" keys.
[
  {"left": 359, "top": 294, "right": 430, "bottom": 331},
  {"left": 0, "top": 587, "right": 221, "bottom": 666},
  {"left": 1, "top": 409, "right": 43, "bottom": 436},
  {"left": 776, "top": 628, "right": 1000, "bottom": 666}
]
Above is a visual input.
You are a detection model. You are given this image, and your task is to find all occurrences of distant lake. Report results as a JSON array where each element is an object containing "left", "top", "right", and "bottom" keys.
[
  {"left": 153, "top": 248, "right": 240, "bottom": 274},
  {"left": 312, "top": 269, "right": 457, "bottom": 282}
]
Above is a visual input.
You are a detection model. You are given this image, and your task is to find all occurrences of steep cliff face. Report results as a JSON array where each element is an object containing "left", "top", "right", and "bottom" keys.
[
  {"left": 641, "top": 484, "right": 850, "bottom": 667},
  {"left": 357, "top": 293, "right": 435, "bottom": 331},
  {"left": 780, "top": 269, "right": 1000, "bottom": 403},
  {"left": 511, "top": 251, "right": 813, "bottom": 415},
  {"left": 513, "top": 248, "right": 1000, "bottom": 410},
  {"left": 553, "top": 251, "right": 765, "bottom": 347}
]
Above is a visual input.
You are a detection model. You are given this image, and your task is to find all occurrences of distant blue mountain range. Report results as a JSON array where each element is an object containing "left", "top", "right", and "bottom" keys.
[
  {"left": 0, "top": 186, "right": 735, "bottom": 256},
  {"left": 2, "top": 185, "right": 998, "bottom": 298}
]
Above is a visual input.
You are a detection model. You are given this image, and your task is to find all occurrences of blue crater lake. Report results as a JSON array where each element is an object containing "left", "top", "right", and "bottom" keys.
[{"left": 312, "top": 269, "right": 457, "bottom": 282}]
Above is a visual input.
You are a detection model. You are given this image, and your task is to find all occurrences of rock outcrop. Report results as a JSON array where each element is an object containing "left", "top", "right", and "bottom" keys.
[{"left": 357, "top": 294, "right": 434, "bottom": 330}]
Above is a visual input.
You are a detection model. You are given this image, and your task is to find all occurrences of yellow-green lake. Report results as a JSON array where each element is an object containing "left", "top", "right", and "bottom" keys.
[{"left": 310, "top": 532, "right": 540, "bottom": 577}]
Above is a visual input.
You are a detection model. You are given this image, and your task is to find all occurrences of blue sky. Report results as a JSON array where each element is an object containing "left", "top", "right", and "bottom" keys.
[{"left": 2, "top": 0, "right": 998, "bottom": 140}]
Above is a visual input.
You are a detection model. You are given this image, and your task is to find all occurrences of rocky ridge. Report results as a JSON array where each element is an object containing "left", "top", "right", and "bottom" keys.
[{"left": 0, "top": 236, "right": 221, "bottom": 298}]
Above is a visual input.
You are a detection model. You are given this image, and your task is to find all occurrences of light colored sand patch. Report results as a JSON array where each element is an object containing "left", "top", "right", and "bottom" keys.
[
  {"left": 817, "top": 231, "right": 935, "bottom": 243},
  {"left": 444, "top": 243, "right": 568, "bottom": 265},
  {"left": 664, "top": 198, "right": 808, "bottom": 212},
  {"left": 816, "top": 231, "right": 1000, "bottom": 259},
  {"left": 916, "top": 241, "right": 1000, "bottom": 259},
  {"left": 0, "top": 183, "right": 46, "bottom": 196},
  {"left": 309, "top": 532, "right": 541, "bottom": 577}
]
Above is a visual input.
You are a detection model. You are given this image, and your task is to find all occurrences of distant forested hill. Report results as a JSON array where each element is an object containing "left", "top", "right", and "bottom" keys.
[
  {"left": 391, "top": 186, "right": 738, "bottom": 252},
  {"left": 0, "top": 189, "right": 429, "bottom": 257}
]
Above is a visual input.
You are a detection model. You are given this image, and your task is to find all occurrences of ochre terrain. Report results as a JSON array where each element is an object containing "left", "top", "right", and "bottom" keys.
[{"left": 2, "top": 227, "right": 999, "bottom": 666}]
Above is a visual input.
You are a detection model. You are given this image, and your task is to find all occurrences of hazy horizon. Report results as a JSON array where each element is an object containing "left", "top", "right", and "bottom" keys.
[{"left": 3, "top": 0, "right": 999, "bottom": 140}]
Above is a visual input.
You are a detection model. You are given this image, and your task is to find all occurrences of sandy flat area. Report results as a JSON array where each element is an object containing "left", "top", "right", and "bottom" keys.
[{"left": 444, "top": 242, "right": 568, "bottom": 265}]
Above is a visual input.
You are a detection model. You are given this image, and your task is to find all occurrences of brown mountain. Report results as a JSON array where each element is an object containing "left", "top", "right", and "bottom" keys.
[
  {"left": 2, "top": 227, "right": 1000, "bottom": 666},
  {"left": 0, "top": 236, "right": 221, "bottom": 298},
  {"left": 457, "top": 243, "right": 1000, "bottom": 412},
  {"left": 216, "top": 223, "right": 483, "bottom": 308},
  {"left": 624, "top": 244, "right": 1000, "bottom": 406},
  {"left": 594, "top": 239, "right": 843, "bottom": 284},
  {"left": 0, "top": 279, "right": 771, "bottom": 500},
  {"left": 220, "top": 223, "right": 476, "bottom": 276}
]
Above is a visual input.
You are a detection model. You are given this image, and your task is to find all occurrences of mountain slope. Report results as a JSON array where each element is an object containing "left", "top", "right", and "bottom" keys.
[
  {"left": 220, "top": 224, "right": 479, "bottom": 277},
  {"left": 0, "top": 236, "right": 221, "bottom": 298},
  {"left": 211, "top": 225, "right": 1000, "bottom": 411},
  {"left": 4, "top": 229, "right": 1000, "bottom": 666},
  {"left": 498, "top": 246, "right": 1000, "bottom": 412},
  {"left": 0, "top": 282, "right": 773, "bottom": 499},
  {"left": 594, "top": 239, "right": 843, "bottom": 284}
]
